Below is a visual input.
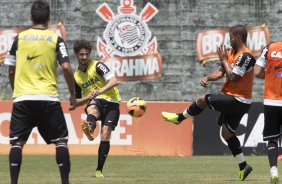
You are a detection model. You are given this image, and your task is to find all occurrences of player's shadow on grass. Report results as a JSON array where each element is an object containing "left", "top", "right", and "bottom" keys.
[{"left": 224, "top": 179, "right": 262, "bottom": 183}]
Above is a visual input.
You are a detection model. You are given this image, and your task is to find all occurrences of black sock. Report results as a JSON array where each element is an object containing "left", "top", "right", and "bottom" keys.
[
  {"left": 9, "top": 145, "right": 22, "bottom": 184},
  {"left": 56, "top": 144, "right": 70, "bottom": 184},
  {"left": 187, "top": 102, "right": 204, "bottom": 116},
  {"left": 268, "top": 141, "right": 278, "bottom": 168},
  {"left": 177, "top": 102, "right": 204, "bottom": 122},
  {"left": 177, "top": 113, "right": 186, "bottom": 122},
  {"left": 226, "top": 135, "right": 242, "bottom": 156},
  {"left": 238, "top": 161, "right": 247, "bottom": 171},
  {"left": 226, "top": 135, "right": 246, "bottom": 170},
  {"left": 97, "top": 141, "right": 110, "bottom": 171},
  {"left": 87, "top": 114, "right": 97, "bottom": 131}
]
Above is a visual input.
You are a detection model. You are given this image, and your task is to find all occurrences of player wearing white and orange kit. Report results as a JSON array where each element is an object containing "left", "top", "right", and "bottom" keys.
[
  {"left": 162, "top": 25, "right": 256, "bottom": 181},
  {"left": 255, "top": 42, "right": 282, "bottom": 184}
]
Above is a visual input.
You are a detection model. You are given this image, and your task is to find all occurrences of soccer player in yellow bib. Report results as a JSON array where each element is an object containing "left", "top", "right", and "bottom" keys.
[
  {"left": 4, "top": 1, "right": 76, "bottom": 184},
  {"left": 73, "top": 39, "right": 121, "bottom": 178}
]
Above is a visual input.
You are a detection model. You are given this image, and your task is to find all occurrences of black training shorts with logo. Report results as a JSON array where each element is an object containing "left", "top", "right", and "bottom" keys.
[
  {"left": 263, "top": 105, "right": 282, "bottom": 141},
  {"left": 10, "top": 101, "right": 68, "bottom": 144},
  {"left": 205, "top": 94, "right": 251, "bottom": 133},
  {"left": 86, "top": 98, "right": 120, "bottom": 130}
]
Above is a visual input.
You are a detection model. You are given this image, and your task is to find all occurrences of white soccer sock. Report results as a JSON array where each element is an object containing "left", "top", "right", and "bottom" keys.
[
  {"left": 235, "top": 153, "right": 246, "bottom": 164},
  {"left": 270, "top": 166, "right": 278, "bottom": 177},
  {"left": 183, "top": 109, "right": 190, "bottom": 118}
]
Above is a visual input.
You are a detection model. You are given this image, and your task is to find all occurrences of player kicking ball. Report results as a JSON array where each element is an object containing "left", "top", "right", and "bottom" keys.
[
  {"left": 162, "top": 25, "right": 255, "bottom": 181},
  {"left": 73, "top": 39, "right": 121, "bottom": 178}
]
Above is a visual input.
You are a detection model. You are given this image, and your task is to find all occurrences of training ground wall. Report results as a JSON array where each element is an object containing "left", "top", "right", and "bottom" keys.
[
  {"left": 0, "top": 101, "right": 268, "bottom": 156},
  {"left": 0, "top": 1, "right": 279, "bottom": 156},
  {"left": 0, "top": 101, "right": 193, "bottom": 156},
  {"left": 1, "top": 0, "right": 282, "bottom": 102}
]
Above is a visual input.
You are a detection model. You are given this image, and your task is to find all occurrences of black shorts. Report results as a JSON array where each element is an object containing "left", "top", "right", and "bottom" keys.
[
  {"left": 86, "top": 99, "right": 120, "bottom": 130},
  {"left": 263, "top": 105, "right": 282, "bottom": 141},
  {"left": 10, "top": 101, "right": 68, "bottom": 145},
  {"left": 205, "top": 94, "right": 251, "bottom": 133}
]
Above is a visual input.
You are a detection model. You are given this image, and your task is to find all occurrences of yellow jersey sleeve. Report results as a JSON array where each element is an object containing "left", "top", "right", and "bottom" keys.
[{"left": 74, "top": 60, "right": 121, "bottom": 102}]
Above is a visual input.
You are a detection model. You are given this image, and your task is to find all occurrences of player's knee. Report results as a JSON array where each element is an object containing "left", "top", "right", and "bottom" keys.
[
  {"left": 86, "top": 105, "right": 100, "bottom": 116},
  {"left": 197, "top": 95, "right": 207, "bottom": 108},
  {"left": 86, "top": 106, "right": 94, "bottom": 114}
]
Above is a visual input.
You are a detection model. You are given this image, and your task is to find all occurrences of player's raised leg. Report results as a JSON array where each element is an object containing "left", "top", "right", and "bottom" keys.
[
  {"left": 82, "top": 104, "right": 99, "bottom": 141},
  {"left": 162, "top": 96, "right": 206, "bottom": 124}
]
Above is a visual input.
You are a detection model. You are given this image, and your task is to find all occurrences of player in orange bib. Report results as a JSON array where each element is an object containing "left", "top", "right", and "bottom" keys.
[
  {"left": 162, "top": 25, "right": 256, "bottom": 181},
  {"left": 255, "top": 42, "right": 282, "bottom": 184}
]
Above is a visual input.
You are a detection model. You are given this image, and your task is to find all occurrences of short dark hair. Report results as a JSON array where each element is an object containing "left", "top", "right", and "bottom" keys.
[
  {"left": 73, "top": 39, "right": 93, "bottom": 54},
  {"left": 31, "top": 0, "right": 50, "bottom": 24},
  {"left": 230, "top": 25, "right": 248, "bottom": 43}
]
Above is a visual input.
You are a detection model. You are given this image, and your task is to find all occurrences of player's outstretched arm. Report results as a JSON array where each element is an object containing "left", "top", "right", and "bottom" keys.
[
  {"left": 75, "top": 96, "right": 91, "bottom": 107},
  {"left": 200, "top": 66, "right": 225, "bottom": 87},
  {"left": 92, "top": 76, "right": 118, "bottom": 97}
]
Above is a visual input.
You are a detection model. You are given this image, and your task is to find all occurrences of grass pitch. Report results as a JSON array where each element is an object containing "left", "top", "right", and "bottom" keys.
[{"left": 0, "top": 155, "right": 274, "bottom": 183}]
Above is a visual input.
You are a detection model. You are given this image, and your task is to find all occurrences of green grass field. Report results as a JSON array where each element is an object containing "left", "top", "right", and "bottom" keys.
[{"left": 0, "top": 155, "right": 275, "bottom": 184}]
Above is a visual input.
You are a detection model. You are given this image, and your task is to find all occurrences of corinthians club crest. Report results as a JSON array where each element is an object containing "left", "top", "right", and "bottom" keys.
[
  {"left": 96, "top": 0, "right": 162, "bottom": 81},
  {"left": 105, "top": 13, "right": 150, "bottom": 56}
]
